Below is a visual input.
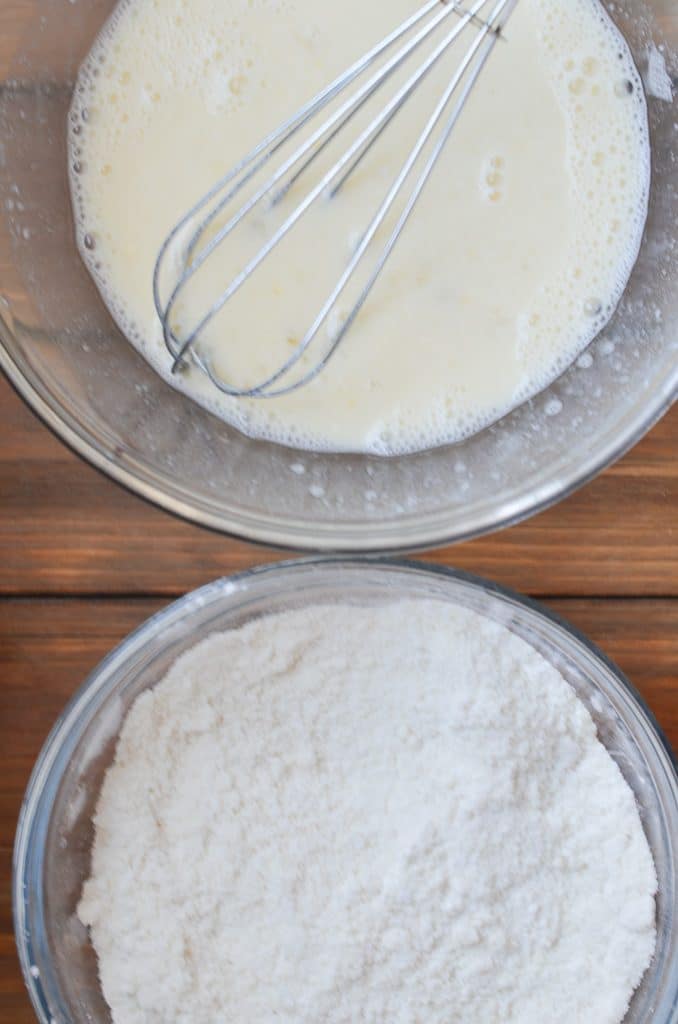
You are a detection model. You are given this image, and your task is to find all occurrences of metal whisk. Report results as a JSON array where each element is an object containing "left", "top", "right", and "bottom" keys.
[{"left": 153, "top": 0, "right": 519, "bottom": 398}]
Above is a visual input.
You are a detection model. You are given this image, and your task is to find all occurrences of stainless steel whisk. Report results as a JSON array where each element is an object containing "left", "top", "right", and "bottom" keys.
[{"left": 153, "top": 0, "right": 519, "bottom": 398}]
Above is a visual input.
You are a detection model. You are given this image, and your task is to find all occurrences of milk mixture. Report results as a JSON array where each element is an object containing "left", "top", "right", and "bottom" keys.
[{"left": 69, "top": 0, "right": 650, "bottom": 454}]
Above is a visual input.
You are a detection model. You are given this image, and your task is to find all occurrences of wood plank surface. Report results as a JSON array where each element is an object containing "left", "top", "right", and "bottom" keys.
[
  {"left": 1, "top": 596, "right": 677, "bottom": 1024},
  {"left": 2, "top": 375, "right": 677, "bottom": 597},
  {"left": 0, "top": 2, "right": 676, "bottom": 1020}
]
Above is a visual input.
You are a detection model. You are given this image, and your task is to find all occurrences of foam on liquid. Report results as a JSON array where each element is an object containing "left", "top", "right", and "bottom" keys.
[{"left": 69, "top": 0, "right": 650, "bottom": 455}]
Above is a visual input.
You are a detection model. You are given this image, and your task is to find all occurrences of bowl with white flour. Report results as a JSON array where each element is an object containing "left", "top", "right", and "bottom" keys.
[
  {"left": 0, "top": 0, "right": 676, "bottom": 550},
  {"left": 13, "top": 559, "right": 678, "bottom": 1024}
]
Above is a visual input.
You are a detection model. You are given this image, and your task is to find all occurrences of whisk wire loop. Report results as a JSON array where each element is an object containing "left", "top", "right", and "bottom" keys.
[
  {"left": 158, "top": 0, "right": 473, "bottom": 366},
  {"left": 168, "top": 0, "right": 490, "bottom": 376},
  {"left": 154, "top": 0, "right": 519, "bottom": 397},
  {"left": 152, "top": 0, "right": 444, "bottom": 328}
]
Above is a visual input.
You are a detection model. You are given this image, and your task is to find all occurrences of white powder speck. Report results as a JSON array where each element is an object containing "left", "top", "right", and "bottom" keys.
[
  {"left": 644, "top": 44, "right": 674, "bottom": 102},
  {"left": 79, "top": 602, "right": 657, "bottom": 1024}
]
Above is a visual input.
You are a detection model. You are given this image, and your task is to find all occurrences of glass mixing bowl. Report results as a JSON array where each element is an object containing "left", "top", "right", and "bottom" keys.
[
  {"left": 13, "top": 558, "right": 678, "bottom": 1024},
  {"left": 0, "top": 2, "right": 676, "bottom": 551}
]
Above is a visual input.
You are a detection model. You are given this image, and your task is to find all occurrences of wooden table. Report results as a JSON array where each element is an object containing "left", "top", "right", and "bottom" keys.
[
  {"left": 1, "top": 373, "right": 676, "bottom": 1021},
  {"left": 1, "top": 0, "right": 677, "bottom": 1014}
]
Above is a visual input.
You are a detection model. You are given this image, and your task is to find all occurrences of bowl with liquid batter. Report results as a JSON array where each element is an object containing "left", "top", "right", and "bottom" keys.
[{"left": 0, "top": 0, "right": 676, "bottom": 549}]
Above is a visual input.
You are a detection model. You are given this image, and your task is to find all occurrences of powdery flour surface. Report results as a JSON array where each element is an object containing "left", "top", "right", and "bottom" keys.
[{"left": 79, "top": 601, "right": 657, "bottom": 1023}]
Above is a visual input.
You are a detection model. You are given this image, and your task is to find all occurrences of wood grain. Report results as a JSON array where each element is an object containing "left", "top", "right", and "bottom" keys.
[
  {"left": 1, "top": 596, "right": 677, "bottom": 1024},
  {"left": 0, "top": 1, "right": 676, "bottom": 1020},
  {"left": 2, "top": 375, "right": 676, "bottom": 597}
]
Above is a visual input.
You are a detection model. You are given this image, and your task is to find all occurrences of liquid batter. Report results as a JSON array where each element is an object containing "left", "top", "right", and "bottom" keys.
[{"left": 69, "top": 0, "right": 650, "bottom": 454}]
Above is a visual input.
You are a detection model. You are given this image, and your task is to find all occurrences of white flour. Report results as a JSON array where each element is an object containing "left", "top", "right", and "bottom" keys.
[{"left": 79, "top": 601, "right": 657, "bottom": 1023}]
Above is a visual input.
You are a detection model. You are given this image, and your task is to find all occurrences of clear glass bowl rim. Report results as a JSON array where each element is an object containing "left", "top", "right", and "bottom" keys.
[
  {"left": 2, "top": 345, "right": 676, "bottom": 552},
  {"left": 12, "top": 556, "right": 678, "bottom": 1023}
]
